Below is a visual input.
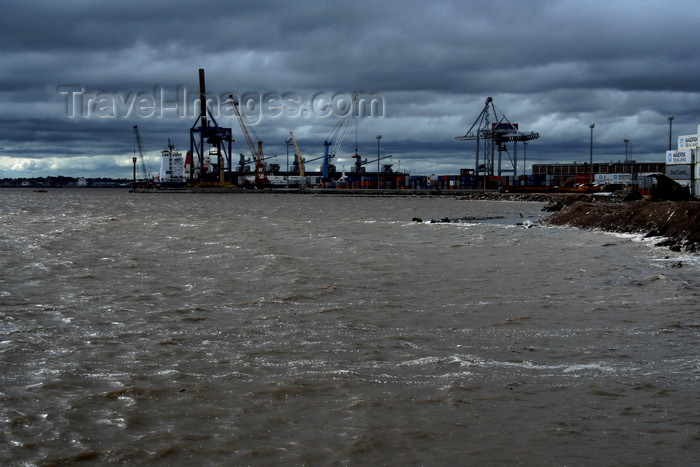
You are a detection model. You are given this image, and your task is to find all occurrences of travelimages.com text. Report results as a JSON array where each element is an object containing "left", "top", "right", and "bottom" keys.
[{"left": 57, "top": 86, "right": 385, "bottom": 124}]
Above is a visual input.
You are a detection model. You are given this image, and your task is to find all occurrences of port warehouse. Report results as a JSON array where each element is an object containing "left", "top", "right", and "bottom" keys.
[{"left": 530, "top": 161, "right": 667, "bottom": 188}]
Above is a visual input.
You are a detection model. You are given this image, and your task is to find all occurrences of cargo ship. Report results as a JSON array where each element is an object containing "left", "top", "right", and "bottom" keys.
[{"left": 156, "top": 140, "right": 187, "bottom": 188}]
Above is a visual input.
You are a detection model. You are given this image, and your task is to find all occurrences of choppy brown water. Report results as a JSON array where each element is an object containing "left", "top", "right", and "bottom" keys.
[{"left": 1, "top": 189, "right": 698, "bottom": 466}]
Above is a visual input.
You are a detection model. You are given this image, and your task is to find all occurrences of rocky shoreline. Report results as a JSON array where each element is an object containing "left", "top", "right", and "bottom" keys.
[
  {"left": 454, "top": 191, "right": 700, "bottom": 253},
  {"left": 412, "top": 192, "right": 700, "bottom": 252},
  {"left": 542, "top": 197, "right": 700, "bottom": 253}
]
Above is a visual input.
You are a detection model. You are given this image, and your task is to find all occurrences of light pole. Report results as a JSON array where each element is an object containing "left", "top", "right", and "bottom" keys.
[
  {"left": 376, "top": 135, "right": 382, "bottom": 190},
  {"left": 523, "top": 142, "right": 527, "bottom": 177},
  {"left": 668, "top": 115, "right": 674, "bottom": 150},
  {"left": 132, "top": 157, "right": 137, "bottom": 192},
  {"left": 589, "top": 124, "right": 595, "bottom": 183}
]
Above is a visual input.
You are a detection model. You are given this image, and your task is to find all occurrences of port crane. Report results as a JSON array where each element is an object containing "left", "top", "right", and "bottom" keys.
[
  {"left": 236, "top": 152, "right": 277, "bottom": 175},
  {"left": 455, "top": 96, "right": 539, "bottom": 177},
  {"left": 287, "top": 103, "right": 354, "bottom": 179},
  {"left": 289, "top": 131, "right": 306, "bottom": 177},
  {"left": 351, "top": 153, "right": 393, "bottom": 173},
  {"left": 322, "top": 111, "right": 353, "bottom": 179},
  {"left": 189, "top": 69, "right": 233, "bottom": 183},
  {"left": 132, "top": 125, "right": 152, "bottom": 181},
  {"left": 229, "top": 94, "right": 268, "bottom": 185},
  {"left": 289, "top": 130, "right": 332, "bottom": 176}
]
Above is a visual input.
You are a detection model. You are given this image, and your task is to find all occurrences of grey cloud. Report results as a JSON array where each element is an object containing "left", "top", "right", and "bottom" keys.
[{"left": 1, "top": 0, "right": 699, "bottom": 178}]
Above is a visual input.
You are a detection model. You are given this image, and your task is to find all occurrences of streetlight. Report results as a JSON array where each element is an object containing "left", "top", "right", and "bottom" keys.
[
  {"left": 668, "top": 115, "right": 674, "bottom": 150},
  {"left": 132, "top": 157, "right": 137, "bottom": 192},
  {"left": 376, "top": 135, "right": 382, "bottom": 190},
  {"left": 589, "top": 124, "right": 595, "bottom": 182}
]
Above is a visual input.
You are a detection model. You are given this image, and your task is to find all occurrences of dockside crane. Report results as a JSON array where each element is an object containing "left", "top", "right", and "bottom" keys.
[
  {"left": 455, "top": 96, "right": 539, "bottom": 177},
  {"left": 322, "top": 112, "right": 353, "bottom": 179},
  {"left": 289, "top": 131, "right": 306, "bottom": 177},
  {"left": 290, "top": 130, "right": 330, "bottom": 176},
  {"left": 229, "top": 95, "right": 268, "bottom": 185},
  {"left": 188, "top": 69, "right": 233, "bottom": 183},
  {"left": 133, "top": 125, "right": 152, "bottom": 181},
  {"left": 352, "top": 153, "right": 393, "bottom": 173}
]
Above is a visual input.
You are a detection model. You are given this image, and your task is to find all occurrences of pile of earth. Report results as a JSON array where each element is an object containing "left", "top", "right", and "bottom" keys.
[{"left": 544, "top": 199, "right": 700, "bottom": 252}]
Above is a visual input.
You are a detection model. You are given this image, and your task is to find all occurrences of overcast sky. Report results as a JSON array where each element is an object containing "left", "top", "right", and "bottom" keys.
[{"left": 1, "top": 0, "right": 699, "bottom": 179}]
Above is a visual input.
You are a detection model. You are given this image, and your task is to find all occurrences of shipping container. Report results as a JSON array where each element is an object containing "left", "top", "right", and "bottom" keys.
[
  {"left": 666, "top": 149, "right": 694, "bottom": 164},
  {"left": 665, "top": 165, "right": 692, "bottom": 180},
  {"left": 678, "top": 134, "right": 699, "bottom": 149},
  {"left": 594, "top": 173, "right": 633, "bottom": 184},
  {"left": 531, "top": 174, "right": 547, "bottom": 186},
  {"left": 460, "top": 176, "right": 478, "bottom": 189},
  {"left": 575, "top": 174, "right": 592, "bottom": 184}
]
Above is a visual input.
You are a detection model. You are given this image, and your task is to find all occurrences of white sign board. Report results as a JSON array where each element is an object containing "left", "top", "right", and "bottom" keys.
[{"left": 666, "top": 149, "right": 694, "bottom": 164}]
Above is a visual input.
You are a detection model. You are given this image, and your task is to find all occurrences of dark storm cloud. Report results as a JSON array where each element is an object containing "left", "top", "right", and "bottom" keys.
[{"left": 1, "top": 0, "right": 699, "bottom": 177}]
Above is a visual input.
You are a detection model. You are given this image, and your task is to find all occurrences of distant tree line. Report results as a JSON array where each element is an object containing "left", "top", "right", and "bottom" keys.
[{"left": 0, "top": 176, "right": 132, "bottom": 188}]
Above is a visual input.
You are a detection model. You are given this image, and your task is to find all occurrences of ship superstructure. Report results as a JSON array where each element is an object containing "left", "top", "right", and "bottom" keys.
[{"left": 158, "top": 140, "right": 186, "bottom": 187}]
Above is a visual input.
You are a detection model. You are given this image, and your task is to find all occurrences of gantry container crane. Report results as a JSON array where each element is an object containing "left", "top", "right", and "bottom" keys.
[
  {"left": 455, "top": 96, "right": 539, "bottom": 177},
  {"left": 188, "top": 69, "right": 233, "bottom": 183}
]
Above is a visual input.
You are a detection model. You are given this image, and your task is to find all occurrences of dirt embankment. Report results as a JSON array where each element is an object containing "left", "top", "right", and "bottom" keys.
[{"left": 544, "top": 199, "right": 700, "bottom": 252}]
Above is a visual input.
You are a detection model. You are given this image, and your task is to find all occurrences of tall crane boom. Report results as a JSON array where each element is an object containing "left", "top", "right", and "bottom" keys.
[
  {"left": 289, "top": 131, "right": 305, "bottom": 177},
  {"left": 229, "top": 95, "right": 268, "bottom": 185},
  {"left": 133, "top": 125, "right": 151, "bottom": 180},
  {"left": 254, "top": 141, "right": 267, "bottom": 185},
  {"left": 229, "top": 96, "right": 257, "bottom": 158},
  {"left": 322, "top": 112, "right": 353, "bottom": 178},
  {"left": 328, "top": 114, "right": 352, "bottom": 161}
]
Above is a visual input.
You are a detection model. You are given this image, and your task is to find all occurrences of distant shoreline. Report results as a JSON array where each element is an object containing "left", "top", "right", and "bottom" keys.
[{"left": 128, "top": 187, "right": 568, "bottom": 201}]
